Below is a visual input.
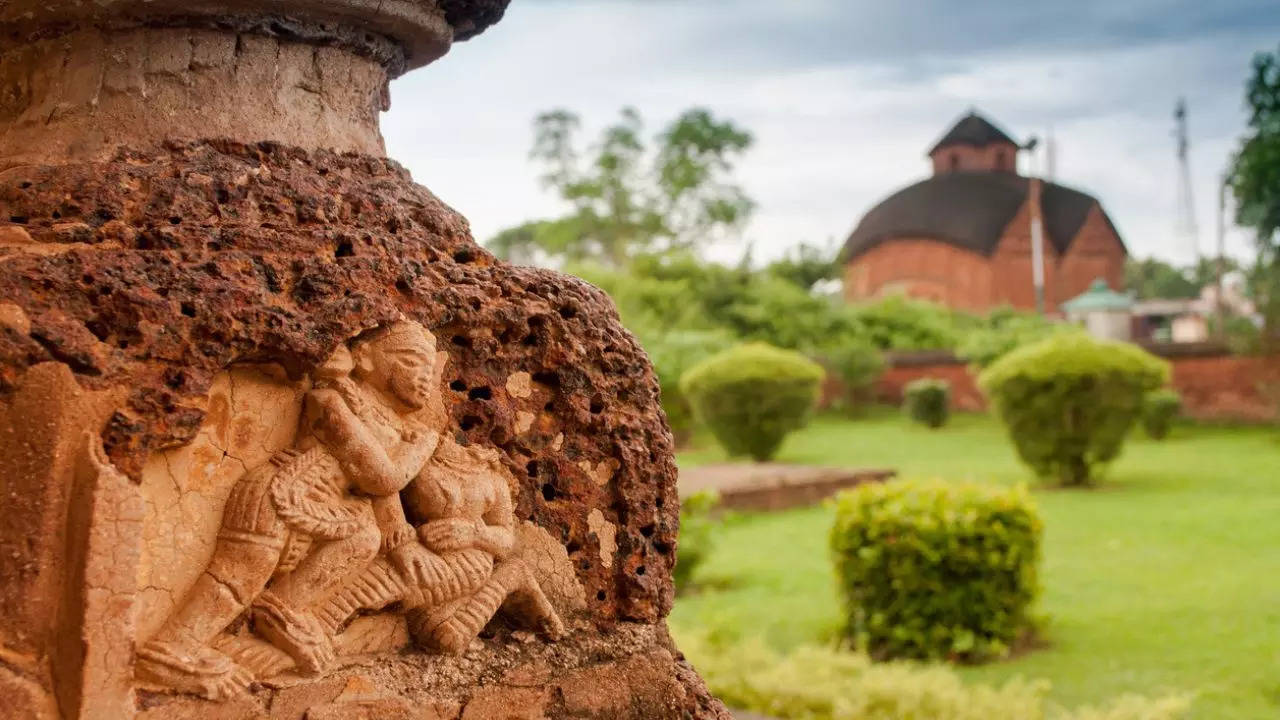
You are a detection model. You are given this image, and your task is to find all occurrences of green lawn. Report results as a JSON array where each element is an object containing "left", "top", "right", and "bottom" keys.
[{"left": 672, "top": 410, "right": 1280, "bottom": 719}]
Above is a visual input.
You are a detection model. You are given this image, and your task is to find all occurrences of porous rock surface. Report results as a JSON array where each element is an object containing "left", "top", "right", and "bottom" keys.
[{"left": 0, "top": 139, "right": 728, "bottom": 718}]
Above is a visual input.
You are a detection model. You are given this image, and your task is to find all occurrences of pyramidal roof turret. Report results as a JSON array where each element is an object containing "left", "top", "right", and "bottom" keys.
[{"left": 928, "top": 111, "right": 1019, "bottom": 156}]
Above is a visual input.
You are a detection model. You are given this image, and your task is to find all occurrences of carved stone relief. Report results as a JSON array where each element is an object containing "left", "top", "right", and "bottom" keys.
[{"left": 132, "top": 321, "right": 566, "bottom": 699}]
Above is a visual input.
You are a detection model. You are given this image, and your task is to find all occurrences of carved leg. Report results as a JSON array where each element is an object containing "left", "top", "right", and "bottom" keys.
[
  {"left": 317, "top": 548, "right": 490, "bottom": 634},
  {"left": 250, "top": 590, "right": 337, "bottom": 675},
  {"left": 248, "top": 524, "right": 379, "bottom": 674},
  {"left": 135, "top": 637, "right": 256, "bottom": 701},
  {"left": 267, "top": 525, "right": 380, "bottom": 608},
  {"left": 408, "top": 583, "right": 506, "bottom": 655},
  {"left": 406, "top": 558, "right": 565, "bottom": 654},
  {"left": 504, "top": 564, "right": 567, "bottom": 641},
  {"left": 315, "top": 556, "right": 411, "bottom": 634},
  {"left": 135, "top": 537, "right": 280, "bottom": 699}
]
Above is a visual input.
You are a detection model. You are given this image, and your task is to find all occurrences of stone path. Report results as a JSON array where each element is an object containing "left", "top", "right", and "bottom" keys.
[{"left": 679, "top": 462, "right": 894, "bottom": 511}]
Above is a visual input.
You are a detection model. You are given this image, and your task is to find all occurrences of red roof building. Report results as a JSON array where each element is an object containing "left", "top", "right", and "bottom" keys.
[{"left": 840, "top": 112, "right": 1127, "bottom": 312}]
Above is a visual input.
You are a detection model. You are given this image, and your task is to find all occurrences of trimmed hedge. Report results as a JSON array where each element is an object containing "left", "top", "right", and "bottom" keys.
[
  {"left": 904, "top": 378, "right": 950, "bottom": 428},
  {"left": 830, "top": 479, "right": 1042, "bottom": 663},
  {"left": 1142, "top": 389, "right": 1182, "bottom": 440},
  {"left": 680, "top": 342, "right": 825, "bottom": 461},
  {"left": 978, "top": 334, "right": 1169, "bottom": 486}
]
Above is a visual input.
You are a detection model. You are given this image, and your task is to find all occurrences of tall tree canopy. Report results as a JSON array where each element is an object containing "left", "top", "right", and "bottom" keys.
[
  {"left": 487, "top": 107, "right": 754, "bottom": 266},
  {"left": 1124, "top": 257, "right": 1199, "bottom": 300},
  {"left": 1231, "top": 46, "right": 1280, "bottom": 243},
  {"left": 1230, "top": 44, "right": 1280, "bottom": 340}
]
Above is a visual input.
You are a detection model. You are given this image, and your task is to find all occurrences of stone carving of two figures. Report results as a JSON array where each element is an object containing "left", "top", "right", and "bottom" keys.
[{"left": 136, "top": 321, "right": 565, "bottom": 700}]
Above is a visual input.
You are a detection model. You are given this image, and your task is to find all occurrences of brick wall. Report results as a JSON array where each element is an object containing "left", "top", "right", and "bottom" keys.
[
  {"left": 843, "top": 199, "right": 1126, "bottom": 314},
  {"left": 865, "top": 349, "right": 1279, "bottom": 423},
  {"left": 877, "top": 359, "right": 985, "bottom": 411},
  {"left": 930, "top": 143, "right": 1018, "bottom": 174},
  {"left": 989, "top": 193, "right": 1061, "bottom": 310},
  {"left": 1055, "top": 204, "right": 1126, "bottom": 305},
  {"left": 1165, "top": 353, "right": 1280, "bottom": 422},
  {"left": 843, "top": 238, "right": 995, "bottom": 310}
]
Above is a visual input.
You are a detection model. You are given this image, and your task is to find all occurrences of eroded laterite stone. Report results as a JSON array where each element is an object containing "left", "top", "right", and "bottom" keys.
[{"left": 0, "top": 140, "right": 679, "bottom": 623}]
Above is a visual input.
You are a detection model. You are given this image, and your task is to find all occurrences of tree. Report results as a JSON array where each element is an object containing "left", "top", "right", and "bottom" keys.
[
  {"left": 764, "top": 241, "right": 841, "bottom": 291},
  {"left": 1230, "top": 44, "right": 1280, "bottom": 343},
  {"left": 1123, "top": 257, "right": 1198, "bottom": 300},
  {"left": 1188, "top": 256, "right": 1239, "bottom": 290},
  {"left": 488, "top": 107, "right": 754, "bottom": 266}
]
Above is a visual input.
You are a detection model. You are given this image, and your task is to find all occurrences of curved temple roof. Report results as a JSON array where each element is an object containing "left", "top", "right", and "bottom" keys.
[
  {"left": 928, "top": 112, "right": 1019, "bottom": 155},
  {"left": 840, "top": 172, "right": 1121, "bottom": 261}
]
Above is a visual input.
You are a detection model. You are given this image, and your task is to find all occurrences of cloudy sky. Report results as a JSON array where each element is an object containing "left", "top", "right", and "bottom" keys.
[{"left": 382, "top": 0, "right": 1280, "bottom": 266}]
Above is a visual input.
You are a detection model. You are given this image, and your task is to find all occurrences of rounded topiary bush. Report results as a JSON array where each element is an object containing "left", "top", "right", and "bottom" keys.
[
  {"left": 1142, "top": 389, "right": 1182, "bottom": 440},
  {"left": 904, "top": 378, "right": 950, "bottom": 428},
  {"left": 830, "top": 479, "right": 1042, "bottom": 663},
  {"left": 978, "top": 334, "right": 1168, "bottom": 486},
  {"left": 680, "top": 342, "right": 825, "bottom": 461}
]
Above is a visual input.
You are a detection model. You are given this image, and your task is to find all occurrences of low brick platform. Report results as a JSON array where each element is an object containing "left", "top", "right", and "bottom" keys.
[{"left": 679, "top": 463, "right": 895, "bottom": 512}]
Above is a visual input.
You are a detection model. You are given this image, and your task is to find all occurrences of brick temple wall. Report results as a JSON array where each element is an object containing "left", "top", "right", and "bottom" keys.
[
  {"left": 843, "top": 238, "right": 997, "bottom": 310},
  {"left": 930, "top": 143, "right": 1018, "bottom": 174},
  {"left": 843, "top": 200, "right": 1126, "bottom": 314}
]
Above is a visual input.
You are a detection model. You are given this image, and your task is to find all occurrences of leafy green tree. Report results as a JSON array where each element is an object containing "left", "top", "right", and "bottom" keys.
[
  {"left": 1189, "top": 256, "right": 1239, "bottom": 290},
  {"left": 1230, "top": 44, "right": 1280, "bottom": 342},
  {"left": 1124, "top": 257, "right": 1198, "bottom": 300},
  {"left": 764, "top": 241, "right": 841, "bottom": 291},
  {"left": 490, "top": 107, "right": 754, "bottom": 266}
]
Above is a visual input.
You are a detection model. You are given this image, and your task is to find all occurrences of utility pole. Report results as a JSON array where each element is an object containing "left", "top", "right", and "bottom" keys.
[
  {"left": 1216, "top": 173, "right": 1228, "bottom": 338},
  {"left": 1045, "top": 125, "right": 1056, "bottom": 182},
  {"left": 1174, "top": 99, "right": 1200, "bottom": 263},
  {"left": 1024, "top": 136, "right": 1045, "bottom": 314},
  {"left": 1031, "top": 190, "right": 1046, "bottom": 315}
]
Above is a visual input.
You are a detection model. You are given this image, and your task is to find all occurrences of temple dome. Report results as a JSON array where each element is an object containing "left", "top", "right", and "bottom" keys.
[{"left": 840, "top": 172, "right": 1118, "bottom": 261}]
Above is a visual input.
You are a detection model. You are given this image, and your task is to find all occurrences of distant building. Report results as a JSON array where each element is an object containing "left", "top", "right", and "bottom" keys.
[
  {"left": 1062, "top": 278, "right": 1135, "bottom": 341},
  {"left": 840, "top": 111, "right": 1127, "bottom": 312},
  {"left": 1131, "top": 283, "right": 1258, "bottom": 344}
]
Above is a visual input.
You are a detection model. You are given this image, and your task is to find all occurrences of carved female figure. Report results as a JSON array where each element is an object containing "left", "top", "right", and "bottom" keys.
[{"left": 317, "top": 436, "right": 566, "bottom": 653}]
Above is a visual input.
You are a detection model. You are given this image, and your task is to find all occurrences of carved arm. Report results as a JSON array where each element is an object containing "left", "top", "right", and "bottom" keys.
[
  {"left": 307, "top": 389, "right": 437, "bottom": 497},
  {"left": 474, "top": 481, "right": 516, "bottom": 559}
]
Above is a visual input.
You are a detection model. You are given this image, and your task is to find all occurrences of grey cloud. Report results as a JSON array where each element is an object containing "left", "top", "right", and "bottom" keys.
[{"left": 517, "top": 0, "right": 1280, "bottom": 70}]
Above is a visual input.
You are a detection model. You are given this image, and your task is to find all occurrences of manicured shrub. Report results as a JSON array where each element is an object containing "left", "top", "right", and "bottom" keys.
[
  {"left": 676, "top": 631, "right": 1192, "bottom": 720},
  {"left": 1141, "top": 389, "right": 1182, "bottom": 440},
  {"left": 830, "top": 479, "right": 1042, "bottom": 663},
  {"left": 680, "top": 343, "right": 825, "bottom": 461},
  {"left": 978, "top": 334, "right": 1169, "bottom": 486},
  {"left": 904, "top": 378, "right": 950, "bottom": 428},
  {"left": 674, "top": 490, "right": 719, "bottom": 593}
]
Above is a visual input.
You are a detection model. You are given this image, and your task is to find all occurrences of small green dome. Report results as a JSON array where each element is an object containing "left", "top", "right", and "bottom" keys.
[{"left": 1060, "top": 278, "right": 1134, "bottom": 312}]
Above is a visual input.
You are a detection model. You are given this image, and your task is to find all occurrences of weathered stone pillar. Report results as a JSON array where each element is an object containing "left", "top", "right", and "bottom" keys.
[{"left": 0, "top": 2, "right": 728, "bottom": 717}]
